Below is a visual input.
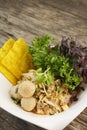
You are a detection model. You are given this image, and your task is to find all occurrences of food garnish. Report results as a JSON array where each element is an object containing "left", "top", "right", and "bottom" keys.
[{"left": 29, "top": 35, "right": 83, "bottom": 90}]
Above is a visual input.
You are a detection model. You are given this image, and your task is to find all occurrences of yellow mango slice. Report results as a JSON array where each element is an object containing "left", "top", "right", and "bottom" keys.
[
  {"left": 0, "top": 64, "right": 17, "bottom": 85},
  {"left": 1, "top": 38, "right": 33, "bottom": 80},
  {"left": 0, "top": 38, "right": 15, "bottom": 61},
  {"left": 0, "top": 38, "right": 17, "bottom": 84},
  {"left": 20, "top": 51, "right": 33, "bottom": 73}
]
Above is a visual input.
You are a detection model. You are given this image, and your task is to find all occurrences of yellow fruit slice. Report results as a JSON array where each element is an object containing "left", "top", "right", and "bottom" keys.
[
  {"left": 0, "top": 64, "right": 17, "bottom": 85},
  {"left": 1, "top": 38, "right": 33, "bottom": 80},
  {"left": 0, "top": 38, "right": 16, "bottom": 84},
  {"left": 20, "top": 51, "right": 33, "bottom": 73},
  {"left": 0, "top": 38, "right": 15, "bottom": 61}
]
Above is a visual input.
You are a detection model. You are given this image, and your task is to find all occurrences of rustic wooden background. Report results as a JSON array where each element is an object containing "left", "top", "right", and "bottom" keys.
[{"left": 0, "top": 0, "right": 87, "bottom": 130}]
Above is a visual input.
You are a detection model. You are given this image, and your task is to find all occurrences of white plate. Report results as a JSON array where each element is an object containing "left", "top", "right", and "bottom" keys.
[{"left": 0, "top": 73, "right": 87, "bottom": 130}]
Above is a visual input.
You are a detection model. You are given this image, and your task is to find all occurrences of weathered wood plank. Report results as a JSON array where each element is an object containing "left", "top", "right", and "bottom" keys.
[{"left": 0, "top": 0, "right": 87, "bottom": 130}]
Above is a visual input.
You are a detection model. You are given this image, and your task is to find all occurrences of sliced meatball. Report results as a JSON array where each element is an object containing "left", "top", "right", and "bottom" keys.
[
  {"left": 18, "top": 80, "right": 35, "bottom": 98},
  {"left": 9, "top": 85, "right": 21, "bottom": 99},
  {"left": 22, "top": 69, "right": 36, "bottom": 81},
  {"left": 21, "top": 97, "right": 36, "bottom": 111}
]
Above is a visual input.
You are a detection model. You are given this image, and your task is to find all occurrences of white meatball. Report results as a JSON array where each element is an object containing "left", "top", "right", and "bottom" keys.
[
  {"left": 21, "top": 97, "right": 36, "bottom": 111},
  {"left": 10, "top": 85, "right": 21, "bottom": 99},
  {"left": 22, "top": 69, "right": 36, "bottom": 81},
  {"left": 18, "top": 80, "right": 36, "bottom": 98}
]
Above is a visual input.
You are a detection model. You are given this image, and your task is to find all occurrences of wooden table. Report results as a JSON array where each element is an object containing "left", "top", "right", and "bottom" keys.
[{"left": 0, "top": 0, "right": 87, "bottom": 130}]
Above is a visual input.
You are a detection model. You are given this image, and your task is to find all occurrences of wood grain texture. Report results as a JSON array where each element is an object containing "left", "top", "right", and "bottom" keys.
[{"left": 0, "top": 0, "right": 87, "bottom": 130}]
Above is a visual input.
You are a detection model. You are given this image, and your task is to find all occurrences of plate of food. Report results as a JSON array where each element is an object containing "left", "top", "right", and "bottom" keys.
[{"left": 0, "top": 35, "right": 87, "bottom": 130}]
